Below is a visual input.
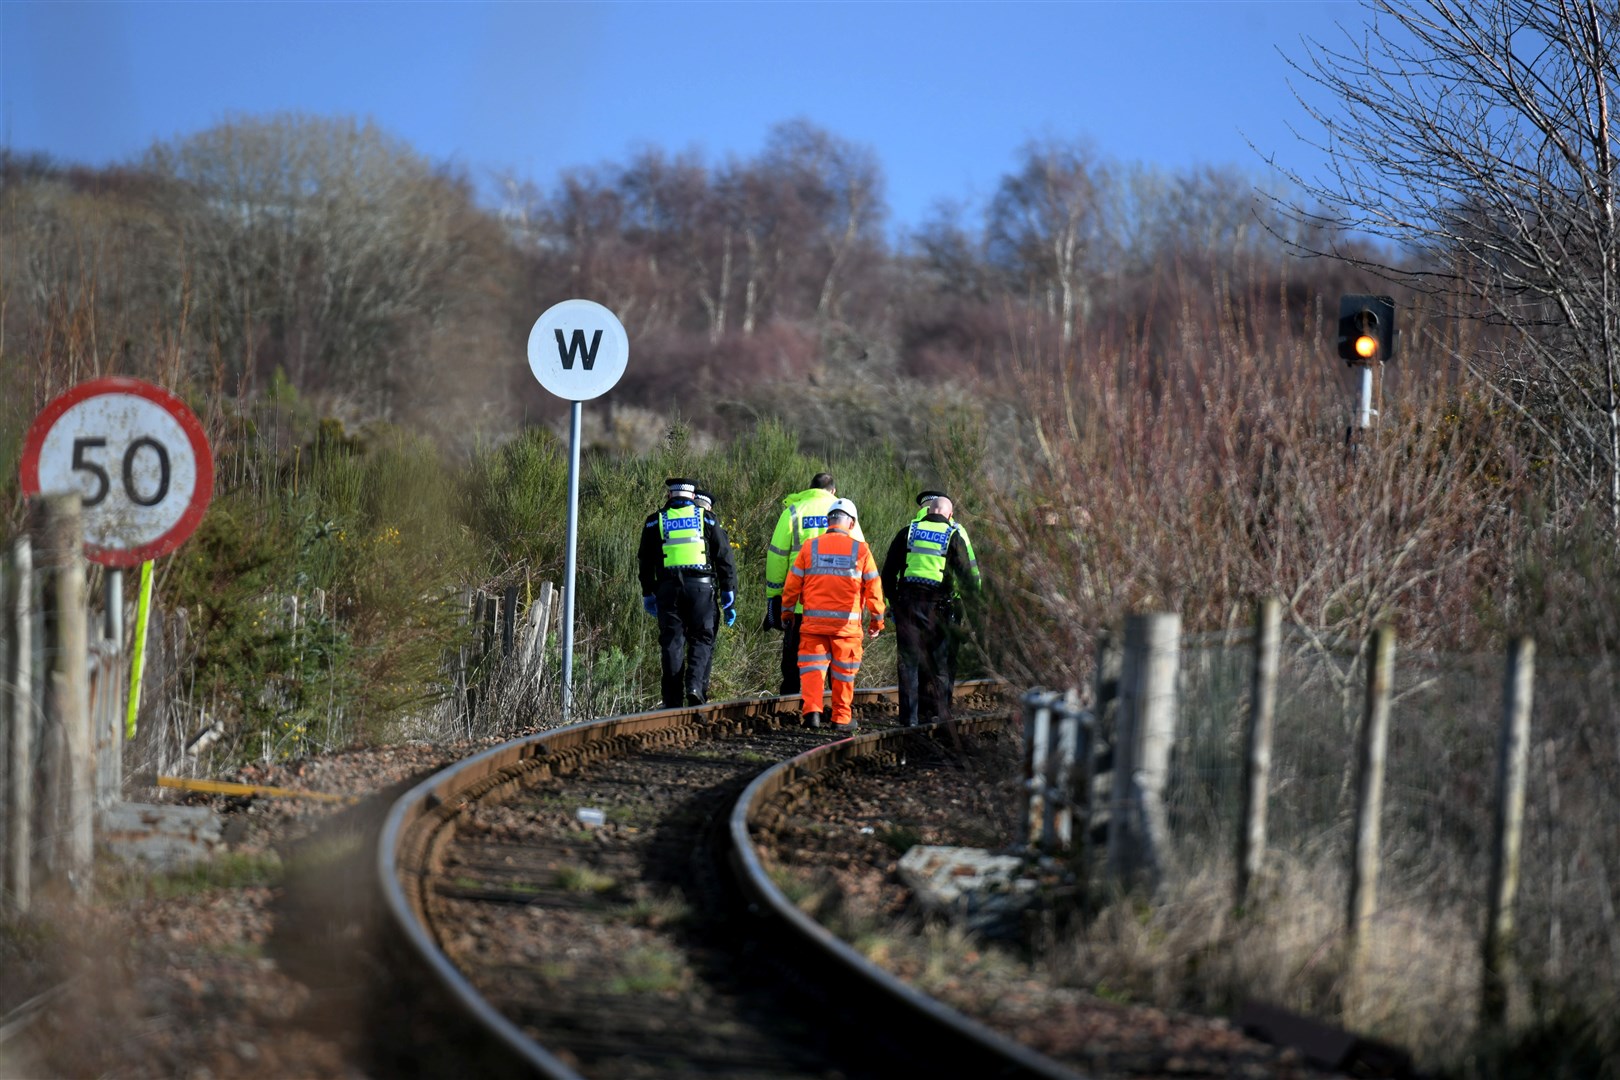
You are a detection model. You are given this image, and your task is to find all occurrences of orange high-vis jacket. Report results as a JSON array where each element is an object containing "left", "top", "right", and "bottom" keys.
[{"left": 780, "top": 525, "right": 885, "bottom": 640}]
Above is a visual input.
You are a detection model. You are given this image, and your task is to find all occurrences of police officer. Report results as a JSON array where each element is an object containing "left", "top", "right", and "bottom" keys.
[
  {"left": 762, "top": 472, "right": 865, "bottom": 695},
  {"left": 639, "top": 478, "right": 737, "bottom": 708},
  {"left": 881, "top": 491, "right": 978, "bottom": 726},
  {"left": 693, "top": 487, "right": 733, "bottom": 702},
  {"left": 909, "top": 489, "right": 981, "bottom": 682}
]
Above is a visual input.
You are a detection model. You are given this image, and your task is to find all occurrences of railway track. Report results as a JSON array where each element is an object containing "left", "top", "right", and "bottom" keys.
[{"left": 378, "top": 680, "right": 1082, "bottom": 1079}]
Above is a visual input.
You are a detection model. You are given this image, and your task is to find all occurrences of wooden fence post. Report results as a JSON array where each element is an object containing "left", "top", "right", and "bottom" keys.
[
  {"left": 523, "top": 581, "right": 556, "bottom": 689},
  {"left": 459, "top": 588, "right": 479, "bottom": 725},
  {"left": 93, "top": 569, "right": 126, "bottom": 809},
  {"left": 35, "top": 494, "right": 93, "bottom": 899},
  {"left": 481, "top": 590, "right": 497, "bottom": 663},
  {"left": 1482, "top": 636, "right": 1534, "bottom": 1024},
  {"left": 1347, "top": 623, "right": 1395, "bottom": 998},
  {"left": 1049, "top": 688, "right": 1082, "bottom": 852},
  {"left": 1109, "top": 612, "right": 1180, "bottom": 892},
  {"left": 501, "top": 585, "right": 518, "bottom": 658},
  {"left": 1135, "top": 613, "right": 1179, "bottom": 891},
  {"left": 1236, "top": 597, "right": 1281, "bottom": 910},
  {"left": 1106, "top": 629, "right": 1137, "bottom": 881},
  {"left": 4, "top": 537, "right": 33, "bottom": 913},
  {"left": 1021, "top": 691, "right": 1052, "bottom": 850}
]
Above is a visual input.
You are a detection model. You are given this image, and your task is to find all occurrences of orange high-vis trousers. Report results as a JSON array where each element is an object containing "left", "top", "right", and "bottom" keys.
[{"left": 797, "top": 632, "right": 864, "bottom": 727}]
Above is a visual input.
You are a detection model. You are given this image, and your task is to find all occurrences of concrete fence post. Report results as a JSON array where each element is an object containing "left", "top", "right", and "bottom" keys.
[
  {"left": 1236, "top": 597, "right": 1281, "bottom": 910},
  {"left": 1482, "top": 636, "right": 1534, "bottom": 1024}
]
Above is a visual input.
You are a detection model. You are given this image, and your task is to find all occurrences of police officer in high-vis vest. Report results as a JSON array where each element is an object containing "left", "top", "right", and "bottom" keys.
[
  {"left": 881, "top": 491, "right": 979, "bottom": 727},
  {"left": 692, "top": 488, "right": 733, "bottom": 703},
  {"left": 762, "top": 472, "right": 865, "bottom": 695},
  {"left": 909, "top": 489, "right": 980, "bottom": 682},
  {"left": 639, "top": 478, "right": 737, "bottom": 708}
]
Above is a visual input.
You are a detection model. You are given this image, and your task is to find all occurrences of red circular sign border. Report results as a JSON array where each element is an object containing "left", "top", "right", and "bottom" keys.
[{"left": 19, "top": 376, "right": 214, "bottom": 568}]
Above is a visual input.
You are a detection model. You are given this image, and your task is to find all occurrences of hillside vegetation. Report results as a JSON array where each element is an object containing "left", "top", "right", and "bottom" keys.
[
  {"left": 5, "top": 106, "right": 1620, "bottom": 1073},
  {"left": 2, "top": 113, "right": 1612, "bottom": 744}
]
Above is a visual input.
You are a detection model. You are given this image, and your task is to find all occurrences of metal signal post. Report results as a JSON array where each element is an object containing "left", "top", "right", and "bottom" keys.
[{"left": 526, "top": 299, "right": 630, "bottom": 724}]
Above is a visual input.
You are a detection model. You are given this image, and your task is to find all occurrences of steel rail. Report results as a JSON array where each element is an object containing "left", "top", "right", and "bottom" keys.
[
  {"left": 729, "top": 684, "right": 1086, "bottom": 1080},
  {"left": 376, "top": 688, "right": 873, "bottom": 1077},
  {"left": 377, "top": 680, "right": 1075, "bottom": 1078}
]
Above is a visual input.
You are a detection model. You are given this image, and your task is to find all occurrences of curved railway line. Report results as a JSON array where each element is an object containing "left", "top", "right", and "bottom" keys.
[{"left": 376, "top": 679, "right": 1083, "bottom": 1080}]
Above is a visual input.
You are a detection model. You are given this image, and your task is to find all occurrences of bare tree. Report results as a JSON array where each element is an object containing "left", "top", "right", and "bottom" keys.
[
  {"left": 760, "top": 120, "right": 887, "bottom": 323},
  {"left": 144, "top": 114, "right": 499, "bottom": 414},
  {"left": 987, "top": 139, "right": 1109, "bottom": 347},
  {"left": 714, "top": 159, "right": 796, "bottom": 335},
  {"left": 1279, "top": 0, "right": 1620, "bottom": 528},
  {"left": 619, "top": 148, "right": 736, "bottom": 341}
]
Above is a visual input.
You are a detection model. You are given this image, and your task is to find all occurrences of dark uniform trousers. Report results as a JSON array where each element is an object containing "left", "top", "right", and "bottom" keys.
[
  {"left": 779, "top": 619, "right": 803, "bottom": 696},
  {"left": 657, "top": 572, "right": 717, "bottom": 708},
  {"left": 894, "top": 584, "right": 953, "bottom": 726}
]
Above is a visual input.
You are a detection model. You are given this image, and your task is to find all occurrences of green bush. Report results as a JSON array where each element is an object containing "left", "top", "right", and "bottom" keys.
[
  {"left": 158, "top": 407, "right": 981, "bottom": 752},
  {"left": 166, "top": 406, "right": 478, "bottom": 755}
]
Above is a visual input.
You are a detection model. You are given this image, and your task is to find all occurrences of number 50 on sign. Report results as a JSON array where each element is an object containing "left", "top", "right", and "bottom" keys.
[{"left": 20, "top": 377, "right": 214, "bottom": 567}]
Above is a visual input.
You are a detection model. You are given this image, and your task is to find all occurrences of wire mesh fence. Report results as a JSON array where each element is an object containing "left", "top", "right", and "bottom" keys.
[{"left": 1166, "top": 622, "right": 1620, "bottom": 1024}]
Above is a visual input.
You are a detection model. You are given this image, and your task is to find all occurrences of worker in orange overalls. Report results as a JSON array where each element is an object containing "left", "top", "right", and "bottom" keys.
[{"left": 780, "top": 498, "right": 885, "bottom": 734}]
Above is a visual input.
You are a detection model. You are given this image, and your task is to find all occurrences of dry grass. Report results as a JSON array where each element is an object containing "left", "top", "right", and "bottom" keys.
[{"left": 1051, "top": 860, "right": 1487, "bottom": 1070}]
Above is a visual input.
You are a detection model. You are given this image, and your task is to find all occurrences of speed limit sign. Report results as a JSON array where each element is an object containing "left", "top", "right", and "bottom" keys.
[{"left": 19, "top": 377, "right": 214, "bottom": 567}]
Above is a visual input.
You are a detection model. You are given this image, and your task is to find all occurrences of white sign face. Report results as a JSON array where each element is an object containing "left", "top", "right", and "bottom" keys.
[
  {"left": 21, "top": 377, "right": 213, "bottom": 567},
  {"left": 526, "top": 299, "right": 629, "bottom": 401}
]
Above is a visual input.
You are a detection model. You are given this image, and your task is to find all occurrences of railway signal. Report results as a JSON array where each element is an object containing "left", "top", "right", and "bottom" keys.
[
  {"left": 1338, "top": 295, "right": 1396, "bottom": 465},
  {"left": 1338, "top": 295, "right": 1395, "bottom": 365}
]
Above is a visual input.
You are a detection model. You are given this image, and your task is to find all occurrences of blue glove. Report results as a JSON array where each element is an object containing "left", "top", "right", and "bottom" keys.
[
  {"left": 721, "top": 590, "right": 735, "bottom": 611},
  {"left": 642, "top": 595, "right": 657, "bottom": 617},
  {"left": 724, "top": 607, "right": 737, "bottom": 628}
]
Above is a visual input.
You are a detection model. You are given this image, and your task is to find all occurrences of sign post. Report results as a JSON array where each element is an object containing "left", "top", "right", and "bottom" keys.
[{"left": 526, "top": 299, "right": 629, "bottom": 723}]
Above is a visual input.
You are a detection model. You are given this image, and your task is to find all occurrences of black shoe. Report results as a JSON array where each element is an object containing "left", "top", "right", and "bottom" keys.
[
  {"left": 804, "top": 711, "right": 822, "bottom": 729},
  {"left": 831, "top": 718, "right": 859, "bottom": 735},
  {"left": 686, "top": 692, "right": 705, "bottom": 707}
]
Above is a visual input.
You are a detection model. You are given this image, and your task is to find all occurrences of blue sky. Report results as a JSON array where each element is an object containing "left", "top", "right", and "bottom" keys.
[{"left": 1, "top": 0, "right": 1366, "bottom": 232}]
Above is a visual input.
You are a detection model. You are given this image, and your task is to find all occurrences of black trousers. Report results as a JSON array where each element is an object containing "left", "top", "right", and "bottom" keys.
[
  {"left": 894, "top": 586, "right": 953, "bottom": 726},
  {"left": 656, "top": 574, "right": 717, "bottom": 708},
  {"left": 779, "top": 617, "right": 802, "bottom": 696}
]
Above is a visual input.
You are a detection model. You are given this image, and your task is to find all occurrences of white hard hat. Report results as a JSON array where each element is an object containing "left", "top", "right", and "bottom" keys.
[{"left": 828, "top": 498, "right": 858, "bottom": 521}]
